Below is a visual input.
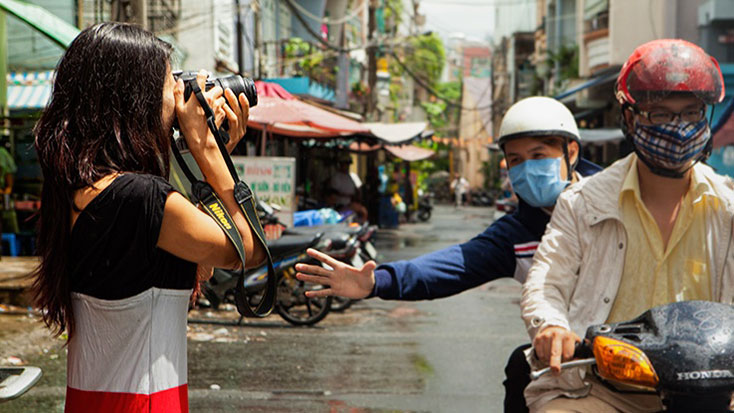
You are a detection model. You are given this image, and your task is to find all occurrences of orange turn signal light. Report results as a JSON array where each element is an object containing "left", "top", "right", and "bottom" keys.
[{"left": 592, "top": 336, "right": 659, "bottom": 389}]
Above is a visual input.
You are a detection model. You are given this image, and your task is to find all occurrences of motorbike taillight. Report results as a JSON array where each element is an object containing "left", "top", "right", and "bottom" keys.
[{"left": 592, "top": 336, "right": 659, "bottom": 389}]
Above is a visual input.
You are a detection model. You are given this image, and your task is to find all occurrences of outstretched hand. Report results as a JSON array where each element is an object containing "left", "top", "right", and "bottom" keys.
[{"left": 295, "top": 248, "right": 377, "bottom": 299}]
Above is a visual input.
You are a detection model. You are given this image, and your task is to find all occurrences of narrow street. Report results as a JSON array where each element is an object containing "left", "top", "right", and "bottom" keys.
[{"left": 0, "top": 205, "right": 529, "bottom": 412}]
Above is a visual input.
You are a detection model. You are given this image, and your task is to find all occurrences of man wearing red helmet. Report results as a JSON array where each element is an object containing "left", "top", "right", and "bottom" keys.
[{"left": 521, "top": 39, "right": 734, "bottom": 412}]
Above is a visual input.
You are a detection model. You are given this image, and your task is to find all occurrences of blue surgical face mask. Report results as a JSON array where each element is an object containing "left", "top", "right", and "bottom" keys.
[{"left": 508, "top": 157, "right": 569, "bottom": 208}]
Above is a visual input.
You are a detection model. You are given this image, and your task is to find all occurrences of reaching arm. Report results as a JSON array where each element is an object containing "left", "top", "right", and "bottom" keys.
[{"left": 295, "top": 219, "right": 517, "bottom": 300}]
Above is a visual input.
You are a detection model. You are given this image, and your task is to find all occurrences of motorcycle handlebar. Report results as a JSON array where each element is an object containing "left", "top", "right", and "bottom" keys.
[
  {"left": 529, "top": 340, "right": 595, "bottom": 381},
  {"left": 529, "top": 358, "right": 596, "bottom": 381}
]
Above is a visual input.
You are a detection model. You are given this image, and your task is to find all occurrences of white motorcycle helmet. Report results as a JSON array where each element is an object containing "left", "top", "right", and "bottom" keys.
[{"left": 497, "top": 96, "right": 581, "bottom": 171}]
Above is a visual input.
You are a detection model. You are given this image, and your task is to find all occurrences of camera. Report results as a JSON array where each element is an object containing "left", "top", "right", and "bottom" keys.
[
  {"left": 172, "top": 70, "right": 258, "bottom": 108},
  {"left": 171, "top": 71, "right": 258, "bottom": 153}
]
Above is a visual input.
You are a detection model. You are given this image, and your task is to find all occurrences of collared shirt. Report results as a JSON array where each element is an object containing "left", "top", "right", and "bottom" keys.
[{"left": 607, "top": 160, "right": 714, "bottom": 323}]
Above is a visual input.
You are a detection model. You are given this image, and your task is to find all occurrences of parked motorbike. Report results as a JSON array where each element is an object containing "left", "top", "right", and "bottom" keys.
[
  {"left": 417, "top": 192, "right": 433, "bottom": 222},
  {"left": 469, "top": 189, "right": 495, "bottom": 207},
  {"left": 202, "top": 232, "right": 334, "bottom": 326},
  {"left": 257, "top": 199, "right": 380, "bottom": 313},
  {"left": 495, "top": 198, "right": 517, "bottom": 214},
  {"left": 0, "top": 366, "right": 42, "bottom": 402},
  {"left": 531, "top": 301, "right": 734, "bottom": 412}
]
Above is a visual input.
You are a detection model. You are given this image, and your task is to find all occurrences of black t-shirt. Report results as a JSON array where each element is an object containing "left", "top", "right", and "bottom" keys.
[{"left": 69, "top": 173, "right": 197, "bottom": 299}]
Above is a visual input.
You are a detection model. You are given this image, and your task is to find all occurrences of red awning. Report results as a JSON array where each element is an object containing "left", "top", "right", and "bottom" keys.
[
  {"left": 248, "top": 81, "right": 369, "bottom": 138},
  {"left": 349, "top": 141, "right": 382, "bottom": 152},
  {"left": 384, "top": 144, "right": 435, "bottom": 161}
]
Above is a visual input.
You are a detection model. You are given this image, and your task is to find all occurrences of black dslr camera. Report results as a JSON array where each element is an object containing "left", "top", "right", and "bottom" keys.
[
  {"left": 172, "top": 70, "right": 258, "bottom": 108},
  {"left": 172, "top": 71, "right": 258, "bottom": 152}
]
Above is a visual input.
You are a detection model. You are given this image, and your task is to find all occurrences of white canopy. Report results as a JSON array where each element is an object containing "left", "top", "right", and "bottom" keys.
[{"left": 363, "top": 121, "right": 431, "bottom": 145}]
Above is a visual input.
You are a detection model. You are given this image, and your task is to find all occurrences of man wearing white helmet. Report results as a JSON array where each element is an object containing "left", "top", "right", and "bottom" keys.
[
  {"left": 521, "top": 39, "right": 734, "bottom": 412},
  {"left": 294, "top": 96, "right": 600, "bottom": 412}
]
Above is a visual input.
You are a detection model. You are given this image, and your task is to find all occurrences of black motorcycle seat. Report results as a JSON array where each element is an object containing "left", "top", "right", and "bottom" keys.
[
  {"left": 326, "top": 232, "right": 351, "bottom": 250},
  {"left": 284, "top": 224, "right": 362, "bottom": 237},
  {"left": 267, "top": 233, "right": 322, "bottom": 259}
]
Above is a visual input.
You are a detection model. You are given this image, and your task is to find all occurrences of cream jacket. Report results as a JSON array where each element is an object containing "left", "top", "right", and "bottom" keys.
[{"left": 520, "top": 154, "right": 734, "bottom": 409}]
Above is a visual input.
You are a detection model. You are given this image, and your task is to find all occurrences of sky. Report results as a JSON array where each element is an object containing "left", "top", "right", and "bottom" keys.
[{"left": 417, "top": 0, "right": 495, "bottom": 44}]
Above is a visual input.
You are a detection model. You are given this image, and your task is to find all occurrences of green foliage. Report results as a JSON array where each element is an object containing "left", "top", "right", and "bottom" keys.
[
  {"left": 405, "top": 32, "right": 446, "bottom": 87},
  {"left": 284, "top": 38, "right": 324, "bottom": 75},
  {"left": 421, "top": 81, "right": 461, "bottom": 133},
  {"left": 547, "top": 44, "right": 579, "bottom": 90},
  {"left": 412, "top": 140, "right": 450, "bottom": 190},
  {"left": 383, "top": 0, "right": 404, "bottom": 34},
  {"left": 283, "top": 37, "right": 336, "bottom": 87}
]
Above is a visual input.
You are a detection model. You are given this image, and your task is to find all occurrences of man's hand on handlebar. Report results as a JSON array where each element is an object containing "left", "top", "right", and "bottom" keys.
[{"left": 533, "top": 326, "right": 581, "bottom": 376}]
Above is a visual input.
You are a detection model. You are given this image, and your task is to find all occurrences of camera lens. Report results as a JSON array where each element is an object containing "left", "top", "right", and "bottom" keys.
[{"left": 212, "top": 75, "right": 258, "bottom": 108}]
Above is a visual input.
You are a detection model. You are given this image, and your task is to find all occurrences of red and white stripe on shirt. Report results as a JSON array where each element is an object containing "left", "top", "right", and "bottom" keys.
[{"left": 65, "top": 287, "right": 191, "bottom": 413}]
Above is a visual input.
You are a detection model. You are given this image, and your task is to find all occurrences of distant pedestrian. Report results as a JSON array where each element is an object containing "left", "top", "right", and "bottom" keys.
[{"left": 449, "top": 173, "right": 469, "bottom": 207}]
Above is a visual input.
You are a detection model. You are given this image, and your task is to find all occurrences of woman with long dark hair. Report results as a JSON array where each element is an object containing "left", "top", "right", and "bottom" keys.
[{"left": 32, "top": 22, "right": 263, "bottom": 412}]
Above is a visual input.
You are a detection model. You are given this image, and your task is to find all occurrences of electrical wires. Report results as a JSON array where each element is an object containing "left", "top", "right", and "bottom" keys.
[{"left": 389, "top": 51, "right": 492, "bottom": 111}]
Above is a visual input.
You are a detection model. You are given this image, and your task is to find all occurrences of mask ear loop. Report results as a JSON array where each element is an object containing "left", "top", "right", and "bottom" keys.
[
  {"left": 561, "top": 140, "right": 572, "bottom": 183},
  {"left": 701, "top": 104, "right": 716, "bottom": 164}
]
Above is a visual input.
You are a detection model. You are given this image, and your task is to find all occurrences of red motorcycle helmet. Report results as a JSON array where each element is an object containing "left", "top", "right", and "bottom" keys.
[{"left": 615, "top": 39, "right": 725, "bottom": 106}]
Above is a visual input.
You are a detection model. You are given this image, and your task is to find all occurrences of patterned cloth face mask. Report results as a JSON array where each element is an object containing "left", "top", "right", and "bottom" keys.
[{"left": 631, "top": 119, "right": 711, "bottom": 171}]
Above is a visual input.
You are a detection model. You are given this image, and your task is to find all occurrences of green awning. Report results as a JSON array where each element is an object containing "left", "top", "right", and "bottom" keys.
[{"left": 0, "top": 0, "right": 79, "bottom": 48}]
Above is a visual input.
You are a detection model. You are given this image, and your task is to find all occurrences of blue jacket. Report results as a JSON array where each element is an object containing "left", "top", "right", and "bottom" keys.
[{"left": 371, "top": 159, "right": 602, "bottom": 300}]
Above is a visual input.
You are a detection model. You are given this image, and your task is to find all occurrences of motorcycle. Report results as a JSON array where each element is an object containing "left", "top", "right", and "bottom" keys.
[
  {"left": 469, "top": 189, "right": 494, "bottom": 207},
  {"left": 202, "top": 232, "right": 334, "bottom": 326},
  {"left": 531, "top": 301, "right": 734, "bottom": 412},
  {"left": 0, "top": 366, "right": 42, "bottom": 402},
  {"left": 417, "top": 191, "right": 433, "bottom": 222}
]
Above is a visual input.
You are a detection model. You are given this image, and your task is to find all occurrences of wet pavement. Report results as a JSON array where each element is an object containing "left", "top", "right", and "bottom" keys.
[{"left": 0, "top": 205, "right": 529, "bottom": 412}]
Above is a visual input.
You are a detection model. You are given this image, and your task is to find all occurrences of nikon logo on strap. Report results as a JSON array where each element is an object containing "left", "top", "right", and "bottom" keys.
[{"left": 209, "top": 203, "right": 233, "bottom": 230}]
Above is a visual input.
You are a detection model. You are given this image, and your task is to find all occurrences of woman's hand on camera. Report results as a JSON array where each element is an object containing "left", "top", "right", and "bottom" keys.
[
  {"left": 174, "top": 70, "right": 226, "bottom": 155},
  {"left": 222, "top": 89, "right": 249, "bottom": 153}
]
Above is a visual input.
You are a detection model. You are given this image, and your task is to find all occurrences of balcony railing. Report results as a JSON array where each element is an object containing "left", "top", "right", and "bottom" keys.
[{"left": 584, "top": 11, "right": 609, "bottom": 34}]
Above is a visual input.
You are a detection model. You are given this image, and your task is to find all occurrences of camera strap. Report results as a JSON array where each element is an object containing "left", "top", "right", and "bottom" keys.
[{"left": 170, "top": 81, "right": 277, "bottom": 318}]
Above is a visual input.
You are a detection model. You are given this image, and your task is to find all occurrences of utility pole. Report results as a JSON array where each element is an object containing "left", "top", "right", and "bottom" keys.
[
  {"left": 0, "top": 10, "right": 7, "bottom": 147},
  {"left": 77, "top": 0, "right": 84, "bottom": 28},
  {"left": 133, "top": 0, "right": 148, "bottom": 29},
  {"left": 366, "top": 0, "right": 377, "bottom": 120},
  {"left": 254, "top": 2, "right": 262, "bottom": 79},
  {"left": 235, "top": 0, "right": 243, "bottom": 74},
  {"left": 335, "top": 22, "right": 349, "bottom": 109},
  {"left": 113, "top": 0, "right": 148, "bottom": 28}
]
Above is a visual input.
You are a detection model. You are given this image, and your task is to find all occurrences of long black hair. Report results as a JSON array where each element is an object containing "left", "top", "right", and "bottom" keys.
[{"left": 32, "top": 22, "right": 173, "bottom": 336}]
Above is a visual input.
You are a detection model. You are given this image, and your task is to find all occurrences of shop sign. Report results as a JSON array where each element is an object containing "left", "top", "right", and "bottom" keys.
[{"left": 232, "top": 156, "right": 296, "bottom": 227}]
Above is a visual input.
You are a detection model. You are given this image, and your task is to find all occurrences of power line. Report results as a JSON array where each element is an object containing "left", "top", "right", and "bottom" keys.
[
  {"left": 389, "top": 50, "right": 492, "bottom": 111},
  {"left": 288, "top": 0, "right": 366, "bottom": 26},
  {"left": 420, "top": 0, "right": 537, "bottom": 6}
]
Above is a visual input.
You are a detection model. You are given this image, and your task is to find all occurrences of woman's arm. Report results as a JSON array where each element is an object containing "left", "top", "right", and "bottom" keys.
[{"left": 157, "top": 71, "right": 265, "bottom": 269}]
